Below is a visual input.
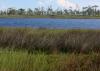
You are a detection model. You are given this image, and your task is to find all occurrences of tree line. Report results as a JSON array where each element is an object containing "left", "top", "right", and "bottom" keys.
[{"left": 0, "top": 5, "right": 100, "bottom": 16}]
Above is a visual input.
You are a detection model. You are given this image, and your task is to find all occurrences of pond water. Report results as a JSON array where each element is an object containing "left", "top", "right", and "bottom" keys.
[{"left": 0, "top": 18, "right": 100, "bottom": 29}]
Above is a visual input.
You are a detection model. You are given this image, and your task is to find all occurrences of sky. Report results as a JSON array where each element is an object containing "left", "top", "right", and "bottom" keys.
[{"left": 0, "top": 0, "right": 100, "bottom": 10}]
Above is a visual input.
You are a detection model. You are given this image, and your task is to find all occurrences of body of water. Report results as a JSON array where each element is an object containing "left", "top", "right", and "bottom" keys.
[{"left": 0, "top": 18, "right": 100, "bottom": 29}]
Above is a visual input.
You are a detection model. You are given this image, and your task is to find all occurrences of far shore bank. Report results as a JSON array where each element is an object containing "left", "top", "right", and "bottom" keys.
[{"left": 0, "top": 15, "right": 100, "bottom": 19}]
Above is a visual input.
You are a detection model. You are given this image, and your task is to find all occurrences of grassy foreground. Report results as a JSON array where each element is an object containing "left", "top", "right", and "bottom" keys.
[
  {"left": 0, "top": 50, "right": 100, "bottom": 71},
  {"left": 0, "top": 28, "right": 100, "bottom": 71}
]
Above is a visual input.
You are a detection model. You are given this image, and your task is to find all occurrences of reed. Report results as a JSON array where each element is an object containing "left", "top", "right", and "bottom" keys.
[{"left": 0, "top": 28, "right": 100, "bottom": 54}]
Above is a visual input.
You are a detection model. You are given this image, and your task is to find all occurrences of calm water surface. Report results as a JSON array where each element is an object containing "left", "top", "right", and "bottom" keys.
[{"left": 0, "top": 18, "right": 100, "bottom": 29}]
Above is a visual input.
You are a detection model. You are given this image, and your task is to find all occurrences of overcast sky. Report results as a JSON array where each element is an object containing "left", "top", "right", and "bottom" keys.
[{"left": 0, "top": 0, "right": 100, "bottom": 10}]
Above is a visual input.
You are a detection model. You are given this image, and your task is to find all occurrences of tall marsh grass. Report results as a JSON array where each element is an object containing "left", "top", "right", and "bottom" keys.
[
  {"left": 0, "top": 28, "right": 100, "bottom": 71},
  {"left": 0, "top": 28, "right": 100, "bottom": 53}
]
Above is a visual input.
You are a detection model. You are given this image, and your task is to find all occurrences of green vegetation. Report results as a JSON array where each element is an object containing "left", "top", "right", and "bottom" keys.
[
  {"left": 0, "top": 28, "right": 100, "bottom": 54},
  {"left": 0, "top": 28, "right": 100, "bottom": 71},
  {"left": 0, "top": 50, "right": 100, "bottom": 71},
  {"left": 0, "top": 5, "right": 100, "bottom": 18},
  {"left": 1, "top": 15, "right": 100, "bottom": 19}
]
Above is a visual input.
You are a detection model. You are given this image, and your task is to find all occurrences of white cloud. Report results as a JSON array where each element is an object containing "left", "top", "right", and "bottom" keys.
[
  {"left": 37, "top": 0, "right": 53, "bottom": 7},
  {"left": 57, "top": 0, "right": 79, "bottom": 9},
  {"left": 37, "top": 0, "right": 80, "bottom": 9}
]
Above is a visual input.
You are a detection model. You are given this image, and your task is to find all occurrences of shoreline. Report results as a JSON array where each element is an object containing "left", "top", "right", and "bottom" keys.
[{"left": 0, "top": 15, "right": 100, "bottom": 19}]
